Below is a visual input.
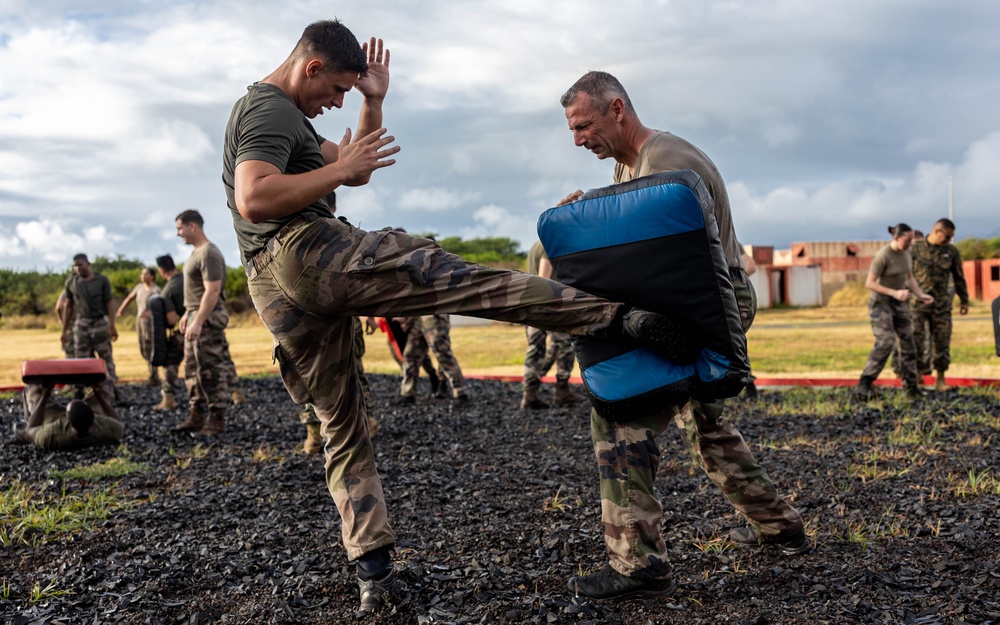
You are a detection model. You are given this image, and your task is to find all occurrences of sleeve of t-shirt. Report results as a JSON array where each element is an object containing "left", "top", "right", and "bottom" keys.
[
  {"left": 101, "top": 276, "right": 113, "bottom": 304},
  {"left": 869, "top": 250, "right": 887, "bottom": 278},
  {"left": 64, "top": 277, "right": 75, "bottom": 302},
  {"left": 234, "top": 99, "right": 301, "bottom": 173},
  {"left": 203, "top": 249, "right": 227, "bottom": 283}
]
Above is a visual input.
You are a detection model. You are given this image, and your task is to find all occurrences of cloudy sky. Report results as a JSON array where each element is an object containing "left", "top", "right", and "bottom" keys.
[{"left": 1, "top": 0, "right": 998, "bottom": 271}]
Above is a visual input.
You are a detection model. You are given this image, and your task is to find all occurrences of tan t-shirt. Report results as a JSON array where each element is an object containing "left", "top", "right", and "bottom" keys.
[
  {"left": 614, "top": 131, "right": 743, "bottom": 270},
  {"left": 868, "top": 244, "right": 912, "bottom": 291},
  {"left": 130, "top": 281, "right": 161, "bottom": 315},
  {"left": 183, "top": 243, "right": 227, "bottom": 311}
]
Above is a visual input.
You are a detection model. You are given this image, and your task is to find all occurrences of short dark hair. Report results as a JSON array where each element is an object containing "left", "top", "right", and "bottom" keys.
[
  {"left": 156, "top": 254, "right": 176, "bottom": 271},
  {"left": 176, "top": 209, "right": 204, "bottom": 227},
  {"left": 888, "top": 223, "right": 913, "bottom": 238},
  {"left": 560, "top": 71, "right": 636, "bottom": 115},
  {"left": 935, "top": 218, "right": 956, "bottom": 231},
  {"left": 294, "top": 19, "right": 367, "bottom": 75},
  {"left": 73, "top": 253, "right": 89, "bottom": 263},
  {"left": 67, "top": 400, "right": 95, "bottom": 434}
]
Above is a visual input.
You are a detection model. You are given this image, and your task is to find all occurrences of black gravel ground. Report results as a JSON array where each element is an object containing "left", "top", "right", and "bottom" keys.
[{"left": 2, "top": 375, "right": 999, "bottom": 625}]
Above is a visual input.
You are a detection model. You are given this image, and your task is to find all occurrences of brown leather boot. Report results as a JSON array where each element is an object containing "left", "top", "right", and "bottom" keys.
[
  {"left": 231, "top": 388, "right": 247, "bottom": 405},
  {"left": 553, "top": 380, "right": 584, "bottom": 407},
  {"left": 176, "top": 404, "right": 206, "bottom": 431},
  {"left": 303, "top": 423, "right": 324, "bottom": 454},
  {"left": 198, "top": 408, "right": 226, "bottom": 436},
  {"left": 154, "top": 391, "right": 176, "bottom": 411},
  {"left": 520, "top": 383, "right": 548, "bottom": 410},
  {"left": 934, "top": 370, "right": 949, "bottom": 392}
]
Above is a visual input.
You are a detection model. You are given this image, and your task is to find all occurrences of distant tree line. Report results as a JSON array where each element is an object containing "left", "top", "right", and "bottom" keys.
[
  {"left": 0, "top": 237, "right": 529, "bottom": 318},
  {"left": 0, "top": 255, "right": 251, "bottom": 317},
  {"left": 955, "top": 237, "right": 1000, "bottom": 261}
]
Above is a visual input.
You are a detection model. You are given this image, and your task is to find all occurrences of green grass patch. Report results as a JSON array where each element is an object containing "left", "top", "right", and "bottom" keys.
[
  {"left": 49, "top": 456, "right": 148, "bottom": 482},
  {"left": 0, "top": 480, "right": 139, "bottom": 547}
]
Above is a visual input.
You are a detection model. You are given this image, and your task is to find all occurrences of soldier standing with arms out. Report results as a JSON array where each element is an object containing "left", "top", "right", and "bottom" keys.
[
  {"left": 558, "top": 71, "right": 808, "bottom": 600},
  {"left": 224, "top": 21, "right": 684, "bottom": 612},
  {"left": 174, "top": 210, "right": 234, "bottom": 435},
  {"left": 117, "top": 267, "right": 161, "bottom": 386},
  {"left": 910, "top": 218, "right": 969, "bottom": 391},
  {"left": 521, "top": 240, "right": 583, "bottom": 410},
  {"left": 61, "top": 254, "right": 118, "bottom": 400}
]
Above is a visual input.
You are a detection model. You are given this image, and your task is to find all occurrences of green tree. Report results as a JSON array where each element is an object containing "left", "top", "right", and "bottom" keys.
[{"left": 955, "top": 237, "right": 1000, "bottom": 260}]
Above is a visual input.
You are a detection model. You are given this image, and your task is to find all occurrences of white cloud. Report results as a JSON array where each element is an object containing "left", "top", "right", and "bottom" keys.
[
  {"left": 397, "top": 188, "right": 481, "bottom": 212},
  {"left": 0, "top": 218, "right": 125, "bottom": 265}
]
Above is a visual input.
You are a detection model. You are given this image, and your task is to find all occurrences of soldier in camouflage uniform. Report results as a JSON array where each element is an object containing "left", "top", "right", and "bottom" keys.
[
  {"left": 224, "top": 23, "right": 682, "bottom": 613},
  {"left": 521, "top": 241, "right": 582, "bottom": 409},
  {"left": 399, "top": 313, "right": 467, "bottom": 401},
  {"left": 60, "top": 254, "right": 118, "bottom": 400},
  {"left": 154, "top": 255, "right": 185, "bottom": 410},
  {"left": 855, "top": 224, "right": 934, "bottom": 400},
  {"left": 559, "top": 72, "right": 807, "bottom": 601},
  {"left": 116, "top": 267, "right": 161, "bottom": 386},
  {"left": 908, "top": 219, "right": 969, "bottom": 391},
  {"left": 174, "top": 210, "right": 233, "bottom": 436}
]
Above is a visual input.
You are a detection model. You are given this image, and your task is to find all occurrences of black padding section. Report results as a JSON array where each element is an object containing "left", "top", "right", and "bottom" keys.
[{"left": 538, "top": 170, "right": 749, "bottom": 418}]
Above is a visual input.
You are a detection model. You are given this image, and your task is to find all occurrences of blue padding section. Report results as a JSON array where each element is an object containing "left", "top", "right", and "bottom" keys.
[
  {"left": 695, "top": 349, "right": 731, "bottom": 382},
  {"left": 582, "top": 348, "right": 695, "bottom": 402},
  {"left": 540, "top": 183, "right": 706, "bottom": 259}
]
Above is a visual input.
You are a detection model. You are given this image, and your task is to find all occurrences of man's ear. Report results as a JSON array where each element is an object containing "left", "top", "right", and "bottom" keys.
[
  {"left": 306, "top": 59, "right": 324, "bottom": 78},
  {"left": 610, "top": 98, "right": 626, "bottom": 122}
]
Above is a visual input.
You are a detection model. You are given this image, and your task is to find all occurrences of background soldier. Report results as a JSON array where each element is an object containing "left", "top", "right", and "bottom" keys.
[
  {"left": 61, "top": 254, "right": 118, "bottom": 400},
  {"left": 909, "top": 218, "right": 970, "bottom": 391},
  {"left": 174, "top": 210, "right": 234, "bottom": 435},
  {"left": 521, "top": 240, "right": 583, "bottom": 410},
  {"left": 399, "top": 314, "right": 468, "bottom": 402},
  {"left": 117, "top": 267, "right": 161, "bottom": 386},
  {"left": 154, "top": 255, "right": 185, "bottom": 410}
]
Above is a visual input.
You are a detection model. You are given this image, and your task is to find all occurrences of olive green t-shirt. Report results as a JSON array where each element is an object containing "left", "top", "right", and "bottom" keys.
[
  {"left": 868, "top": 245, "right": 912, "bottom": 291},
  {"left": 526, "top": 240, "right": 561, "bottom": 281},
  {"left": 614, "top": 131, "right": 743, "bottom": 270},
  {"left": 33, "top": 414, "right": 124, "bottom": 451},
  {"left": 160, "top": 273, "right": 186, "bottom": 323},
  {"left": 65, "top": 273, "right": 113, "bottom": 319},
  {"left": 183, "top": 243, "right": 227, "bottom": 311},
  {"left": 223, "top": 82, "right": 335, "bottom": 267}
]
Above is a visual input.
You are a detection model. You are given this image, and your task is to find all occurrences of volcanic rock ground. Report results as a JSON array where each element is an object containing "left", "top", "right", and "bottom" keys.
[{"left": 2, "top": 375, "right": 999, "bottom": 625}]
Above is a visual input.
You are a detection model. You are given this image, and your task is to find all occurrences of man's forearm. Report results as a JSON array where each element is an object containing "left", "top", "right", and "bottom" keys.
[
  {"left": 237, "top": 164, "right": 358, "bottom": 223},
  {"left": 194, "top": 284, "right": 222, "bottom": 327}
]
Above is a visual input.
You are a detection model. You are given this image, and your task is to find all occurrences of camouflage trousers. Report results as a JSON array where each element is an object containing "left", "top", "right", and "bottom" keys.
[
  {"left": 183, "top": 308, "right": 231, "bottom": 412},
  {"left": 137, "top": 316, "right": 160, "bottom": 382},
  {"left": 862, "top": 294, "right": 917, "bottom": 386},
  {"left": 161, "top": 363, "right": 180, "bottom": 397},
  {"left": 910, "top": 305, "right": 953, "bottom": 373},
  {"left": 301, "top": 317, "right": 372, "bottom": 425},
  {"left": 523, "top": 326, "right": 574, "bottom": 387},
  {"left": 401, "top": 314, "right": 466, "bottom": 398},
  {"left": 246, "top": 215, "right": 620, "bottom": 559},
  {"left": 73, "top": 316, "right": 117, "bottom": 397},
  {"left": 594, "top": 400, "right": 803, "bottom": 579}
]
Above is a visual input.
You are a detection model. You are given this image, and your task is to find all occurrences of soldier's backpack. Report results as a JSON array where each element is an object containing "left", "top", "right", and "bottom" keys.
[
  {"left": 537, "top": 170, "right": 749, "bottom": 419},
  {"left": 148, "top": 295, "right": 184, "bottom": 367}
]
